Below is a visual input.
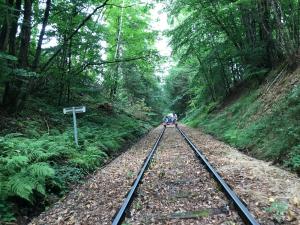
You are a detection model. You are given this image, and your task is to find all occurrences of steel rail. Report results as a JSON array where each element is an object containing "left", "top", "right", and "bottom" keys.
[
  {"left": 112, "top": 127, "right": 166, "bottom": 225},
  {"left": 176, "top": 126, "right": 260, "bottom": 225}
]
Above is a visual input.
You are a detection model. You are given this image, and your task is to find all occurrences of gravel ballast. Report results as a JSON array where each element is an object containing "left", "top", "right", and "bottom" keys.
[{"left": 29, "top": 125, "right": 300, "bottom": 225}]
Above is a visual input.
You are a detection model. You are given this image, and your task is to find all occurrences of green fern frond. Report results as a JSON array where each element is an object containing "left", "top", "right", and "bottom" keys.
[
  {"left": 28, "top": 163, "right": 55, "bottom": 178},
  {"left": 27, "top": 149, "right": 58, "bottom": 161},
  {"left": 7, "top": 164, "right": 52, "bottom": 201},
  {"left": 5, "top": 156, "right": 29, "bottom": 173},
  {"left": 35, "top": 183, "right": 46, "bottom": 196},
  {"left": 70, "top": 148, "right": 107, "bottom": 171},
  {"left": 7, "top": 175, "right": 35, "bottom": 201},
  {"left": 0, "top": 173, "right": 9, "bottom": 198}
]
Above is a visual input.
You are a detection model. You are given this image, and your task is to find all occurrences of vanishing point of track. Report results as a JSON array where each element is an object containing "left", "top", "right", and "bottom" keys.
[{"left": 112, "top": 126, "right": 260, "bottom": 225}]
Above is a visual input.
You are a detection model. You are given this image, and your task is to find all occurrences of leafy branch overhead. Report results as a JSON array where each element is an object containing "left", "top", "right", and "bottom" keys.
[{"left": 0, "top": 0, "right": 162, "bottom": 112}]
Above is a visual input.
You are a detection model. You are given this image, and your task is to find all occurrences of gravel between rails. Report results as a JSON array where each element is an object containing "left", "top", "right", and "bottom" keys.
[
  {"left": 29, "top": 127, "right": 163, "bottom": 225},
  {"left": 124, "top": 127, "right": 244, "bottom": 225}
]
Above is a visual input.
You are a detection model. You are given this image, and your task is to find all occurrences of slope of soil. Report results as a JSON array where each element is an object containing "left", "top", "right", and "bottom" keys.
[{"left": 184, "top": 67, "right": 300, "bottom": 172}]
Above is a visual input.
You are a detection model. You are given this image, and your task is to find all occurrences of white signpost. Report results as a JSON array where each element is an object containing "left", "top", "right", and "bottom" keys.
[{"left": 63, "top": 106, "right": 86, "bottom": 146}]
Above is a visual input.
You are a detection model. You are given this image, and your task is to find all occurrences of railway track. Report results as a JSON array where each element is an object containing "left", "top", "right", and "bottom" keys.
[{"left": 112, "top": 126, "right": 259, "bottom": 225}]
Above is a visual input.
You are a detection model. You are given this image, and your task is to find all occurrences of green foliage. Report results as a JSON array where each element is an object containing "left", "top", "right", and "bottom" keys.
[
  {"left": 70, "top": 147, "right": 107, "bottom": 171},
  {"left": 0, "top": 95, "right": 154, "bottom": 222},
  {"left": 265, "top": 200, "right": 289, "bottom": 222},
  {"left": 52, "top": 165, "right": 85, "bottom": 191},
  {"left": 0, "top": 202, "right": 16, "bottom": 222},
  {"left": 164, "top": 63, "right": 195, "bottom": 117},
  {"left": 1, "top": 161, "right": 54, "bottom": 202},
  {"left": 0, "top": 0, "right": 164, "bottom": 222},
  {"left": 184, "top": 82, "right": 300, "bottom": 172},
  {"left": 164, "top": 0, "right": 300, "bottom": 134}
]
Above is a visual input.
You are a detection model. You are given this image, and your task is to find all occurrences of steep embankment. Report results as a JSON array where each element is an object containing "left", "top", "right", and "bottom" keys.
[
  {"left": 184, "top": 66, "right": 300, "bottom": 174},
  {"left": 0, "top": 96, "right": 155, "bottom": 224}
]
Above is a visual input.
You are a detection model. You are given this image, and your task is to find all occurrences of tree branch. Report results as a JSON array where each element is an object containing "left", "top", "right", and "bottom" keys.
[
  {"left": 106, "top": 3, "right": 136, "bottom": 8},
  {"left": 41, "top": 0, "right": 110, "bottom": 72},
  {"left": 73, "top": 55, "right": 149, "bottom": 75}
]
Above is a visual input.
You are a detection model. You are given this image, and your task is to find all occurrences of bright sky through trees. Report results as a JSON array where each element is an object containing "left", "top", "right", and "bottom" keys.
[{"left": 150, "top": 2, "right": 174, "bottom": 81}]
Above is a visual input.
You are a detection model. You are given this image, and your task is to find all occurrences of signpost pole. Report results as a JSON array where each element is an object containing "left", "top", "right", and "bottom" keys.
[
  {"left": 72, "top": 107, "right": 79, "bottom": 147},
  {"left": 63, "top": 106, "right": 85, "bottom": 147}
]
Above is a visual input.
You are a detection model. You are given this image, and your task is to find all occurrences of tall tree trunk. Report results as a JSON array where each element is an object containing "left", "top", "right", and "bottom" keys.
[
  {"left": 57, "top": 36, "right": 68, "bottom": 106},
  {"left": 0, "top": 0, "right": 14, "bottom": 51},
  {"left": 216, "top": 53, "right": 230, "bottom": 95},
  {"left": 67, "top": 40, "right": 72, "bottom": 103},
  {"left": 8, "top": 0, "right": 22, "bottom": 55},
  {"left": 240, "top": 2, "right": 256, "bottom": 50},
  {"left": 257, "top": 0, "right": 274, "bottom": 68},
  {"left": 18, "top": 0, "right": 33, "bottom": 67},
  {"left": 110, "top": 0, "right": 124, "bottom": 100},
  {"left": 32, "top": 0, "right": 51, "bottom": 70},
  {"left": 196, "top": 56, "right": 216, "bottom": 102},
  {"left": 297, "top": 0, "right": 300, "bottom": 50}
]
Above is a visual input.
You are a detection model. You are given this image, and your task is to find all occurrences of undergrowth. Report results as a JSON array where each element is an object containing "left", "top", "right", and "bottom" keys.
[
  {"left": 0, "top": 97, "right": 155, "bottom": 223},
  {"left": 184, "top": 84, "right": 300, "bottom": 174}
]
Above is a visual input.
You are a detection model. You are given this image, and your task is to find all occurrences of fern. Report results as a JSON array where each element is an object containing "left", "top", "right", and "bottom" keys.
[
  {"left": 7, "top": 174, "right": 36, "bottom": 201},
  {"left": 28, "top": 162, "right": 55, "bottom": 178},
  {"left": 7, "top": 163, "right": 54, "bottom": 201},
  {"left": 3, "top": 162, "right": 54, "bottom": 202},
  {"left": 5, "top": 156, "right": 29, "bottom": 173},
  {"left": 70, "top": 147, "right": 107, "bottom": 171},
  {"left": 0, "top": 101, "right": 153, "bottom": 220}
]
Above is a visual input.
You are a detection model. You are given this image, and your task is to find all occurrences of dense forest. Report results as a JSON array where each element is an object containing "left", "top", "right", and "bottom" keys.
[
  {"left": 164, "top": 0, "right": 300, "bottom": 174},
  {"left": 0, "top": 0, "right": 165, "bottom": 223},
  {"left": 165, "top": 0, "right": 300, "bottom": 113},
  {"left": 0, "top": 0, "right": 300, "bottom": 224}
]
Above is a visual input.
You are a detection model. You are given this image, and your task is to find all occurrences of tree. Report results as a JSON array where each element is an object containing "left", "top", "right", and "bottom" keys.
[
  {"left": 0, "top": 0, "right": 164, "bottom": 115},
  {"left": 164, "top": 0, "right": 300, "bottom": 114},
  {"left": 18, "top": 0, "right": 33, "bottom": 67}
]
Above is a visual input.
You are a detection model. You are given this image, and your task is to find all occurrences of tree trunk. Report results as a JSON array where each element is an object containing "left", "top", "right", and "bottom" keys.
[
  {"left": 0, "top": 0, "right": 14, "bottom": 51},
  {"left": 239, "top": 2, "right": 257, "bottom": 50},
  {"left": 2, "top": 79, "right": 28, "bottom": 113},
  {"left": 297, "top": 0, "right": 300, "bottom": 50},
  {"left": 8, "top": 0, "right": 22, "bottom": 55},
  {"left": 110, "top": 0, "right": 125, "bottom": 100},
  {"left": 257, "top": 0, "right": 274, "bottom": 68},
  {"left": 18, "top": 0, "right": 33, "bottom": 67},
  {"left": 57, "top": 36, "right": 68, "bottom": 106},
  {"left": 67, "top": 40, "right": 72, "bottom": 103},
  {"left": 32, "top": 0, "right": 51, "bottom": 70}
]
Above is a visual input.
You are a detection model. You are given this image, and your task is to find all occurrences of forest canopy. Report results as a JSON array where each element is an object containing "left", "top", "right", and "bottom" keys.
[
  {"left": 0, "top": 0, "right": 165, "bottom": 115},
  {"left": 0, "top": 1, "right": 166, "bottom": 222},
  {"left": 164, "top": 0, "right": 300, "bottom": 113}
]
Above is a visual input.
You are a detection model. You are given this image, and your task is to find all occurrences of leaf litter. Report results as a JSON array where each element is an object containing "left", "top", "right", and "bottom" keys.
[
  {"left": 29, "top": 125, "right": 300, "bottom": 225},
  {"left": 180, "top": 125, "right": 300, "bottom": 225},
  {"left": 124, "top": 127, "right": 243, "bottom": 225}
]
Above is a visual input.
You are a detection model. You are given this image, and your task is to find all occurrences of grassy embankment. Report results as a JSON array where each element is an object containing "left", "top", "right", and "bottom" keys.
[
  {"left": 184, "top": 66, "right": 300, "bottom": 174},
  {"left": 0, "top": 93, "right": 156, "bottom": 224}
]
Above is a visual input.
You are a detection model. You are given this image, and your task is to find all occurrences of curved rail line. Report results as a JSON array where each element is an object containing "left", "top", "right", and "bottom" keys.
[
  {"left": 177, "top": 126, "right": 259, "bottom": 225},
  {"left": 112, "top": 127, "right": 166, "bottom": 225},
  {"left": 112, "top": 125, "right": 260, "bottom": 225}
]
